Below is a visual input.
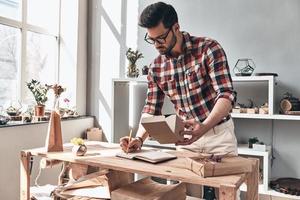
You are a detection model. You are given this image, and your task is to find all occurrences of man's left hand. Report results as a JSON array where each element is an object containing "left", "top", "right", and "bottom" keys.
[{"left": 176, "top": 119, "right": 207, "bottom": 145}]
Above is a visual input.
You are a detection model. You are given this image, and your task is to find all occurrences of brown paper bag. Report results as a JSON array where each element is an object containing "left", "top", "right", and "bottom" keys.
[{"left": 45, "top": 110, "right": 63, "bottom": 152}]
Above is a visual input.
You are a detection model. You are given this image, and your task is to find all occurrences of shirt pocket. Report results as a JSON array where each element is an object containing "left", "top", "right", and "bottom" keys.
[
  {"left": 185, "top": 64, "right": 206, "bottom": 90},
  {"left": 158, "top": 79, "right": 177, "bottom": 99}
]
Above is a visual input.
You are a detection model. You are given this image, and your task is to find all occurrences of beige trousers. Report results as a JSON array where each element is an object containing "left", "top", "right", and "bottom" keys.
[{"left": 177, "top": 118, "right": 240, "bottom": 199}]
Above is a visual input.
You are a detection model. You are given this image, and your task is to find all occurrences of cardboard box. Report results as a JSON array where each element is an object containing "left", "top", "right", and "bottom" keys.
[
  {"left": 141, "top": 115, "right": 184, "bottom": 144},
  {"left": 166, "top": 153, "right": 255, "bottom": 178},
  {"left": 86, "top": 128, "right": 102, "bottom": 141}
]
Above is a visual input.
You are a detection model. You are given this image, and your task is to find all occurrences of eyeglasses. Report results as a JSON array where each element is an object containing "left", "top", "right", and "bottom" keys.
[{"left": 144, "top": 28, "right": 172, "bottom": 45}]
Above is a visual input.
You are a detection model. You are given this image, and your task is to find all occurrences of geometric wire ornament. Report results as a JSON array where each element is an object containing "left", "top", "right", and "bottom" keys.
[{"left": 233, "top": 58, "right": 256, "bottom": 76}]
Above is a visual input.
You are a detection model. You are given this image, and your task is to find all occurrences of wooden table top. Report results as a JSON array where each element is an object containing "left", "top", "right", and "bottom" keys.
[{"left": 24, "top": 141, "right": 245, "bottom": 188}]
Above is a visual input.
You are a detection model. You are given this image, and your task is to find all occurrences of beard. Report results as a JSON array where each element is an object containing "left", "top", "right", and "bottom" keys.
[{"left": 157, "top": 33, "right": 177, "bottom": 56}]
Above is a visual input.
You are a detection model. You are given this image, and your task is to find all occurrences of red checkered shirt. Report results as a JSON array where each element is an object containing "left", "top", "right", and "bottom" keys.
[{"left": 142, "top": 32, "right": 236, "bottom": 122}]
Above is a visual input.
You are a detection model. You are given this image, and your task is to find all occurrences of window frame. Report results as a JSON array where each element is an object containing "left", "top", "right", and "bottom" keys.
[{"left": 0, "top": 0, "right": 61, "bottom": 103}]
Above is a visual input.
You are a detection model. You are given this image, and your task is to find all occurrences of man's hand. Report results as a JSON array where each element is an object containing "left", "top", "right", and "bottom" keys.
[
  {"left": 120, "top": 136, "right": 142, "bottom": 153},
  {"left": 176, "top": 119, "right": 208, "bottom": 145}
]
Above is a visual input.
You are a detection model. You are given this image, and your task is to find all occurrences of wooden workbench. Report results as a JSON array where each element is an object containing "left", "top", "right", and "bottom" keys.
[{"left": 20, "top": 141, "right": 258, "bottom": 200}]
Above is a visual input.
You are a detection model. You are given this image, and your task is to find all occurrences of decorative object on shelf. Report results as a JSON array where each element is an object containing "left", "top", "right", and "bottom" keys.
[
  {"left": 254, "top": 72, "right": 278, "bottom": 77},
  {"left": 71, "top": 137, "right": 87, "bottom": 156},
  {"left": 142, "top": 65, "right": 149, "bottom": 75},
  {"left": 21, "top": 107, "right": 33, "bottom": 123},
  {"left": 232, "top": 105, "right": 246, "bottom": 113},
  {"left": 252, "top": 143, "right": 270, "bottom": 152},
  {"left": 5, "top": 100, "right": 22, "bottom": 117},
  {"left": 270, "top": 178, "right": 300, "bottom": 196},
  {"left": 26, "top": 79, "right": 49, "bottom": 117},
  {"left": 233, "top": 58, "right": 256, "bottom": 76},
  {"left": 248, "top": 137, "right": 259, "bottom": 148},
  {"left": 279, "top": 92, "right": 300, "bottom": 115},
  {"left": 0, "top": 114, "right": 9, "bottom": 125},
  {"left": 259, "top": 103, "right": 269, "bottom": 114},
  {"left": 126, "top": 48, "right": 143, "bottom": 78},
  {"left": 60, "top": 98, "right": 79, "bottom": 118},
  {"left": 234, "top": 99, "right": 259, "bottom": 114},
  {"left": 45, "top": 84, "right": 65, "bottom": 152}
]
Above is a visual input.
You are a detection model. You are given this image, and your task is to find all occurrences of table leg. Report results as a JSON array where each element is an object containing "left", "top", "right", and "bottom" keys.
[
  {"left": 20, "top": 151, "right": 31, "bottom": 200},
  {"left": 246, "top": 159, "right": 259, "bottom": 200},
  {"left": 219, "top": 185, "right": 237, "bottom": 200}
]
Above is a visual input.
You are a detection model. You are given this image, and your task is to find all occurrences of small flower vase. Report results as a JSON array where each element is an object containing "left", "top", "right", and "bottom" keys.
[
  {"left": 127, "top": 63, "right": 139, "bottom": 78},
  {"left": 72, "top": 144, "right": 87, "bottom": 156}
]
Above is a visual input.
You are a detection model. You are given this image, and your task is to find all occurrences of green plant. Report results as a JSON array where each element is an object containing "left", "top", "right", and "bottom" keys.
[
  {"left": 126, "top": 48, "right": 143, "bottom": 78},
  {"left": 248, "top": 137, "right": 259, "bottom": 148},
  {"left": 26, "top": 79, "right": 49, "bottom": 106},
  {"left": 126, "top": 48, "right": 143, "bottom": 65},
  {"left": 71, "top": 137, "right": 84, "bottom": 145}
]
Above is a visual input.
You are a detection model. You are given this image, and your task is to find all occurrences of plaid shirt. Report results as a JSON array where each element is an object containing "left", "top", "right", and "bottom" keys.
[{"left": 142, "top": 32, "right": 236, "bottom": 122}]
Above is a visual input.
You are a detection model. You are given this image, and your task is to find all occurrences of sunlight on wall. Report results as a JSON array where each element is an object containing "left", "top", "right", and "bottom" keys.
[
  {"left": 126, "top": 0, "right": 138, "bottom": 50},
  {"left": 102, "top": 0, "right": 122, "bottom": 34},
  {"left": 94, "top": 0, "right": 139, "bottom": 141},
  {"left": 59, "top": 0, "right": 78, "bottom": 110}
]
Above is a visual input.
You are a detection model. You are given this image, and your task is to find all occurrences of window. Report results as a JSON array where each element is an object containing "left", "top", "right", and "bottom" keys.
[
  {"left": 0, "top": 24, "right": 21, "bottom": 105},
  {"left": 0, "top": 0, "right": 61, "bottom": 109}
]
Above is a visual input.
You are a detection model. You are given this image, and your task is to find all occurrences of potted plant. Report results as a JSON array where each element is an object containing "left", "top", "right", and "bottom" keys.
[
  {"left": 26, "top": 79, "right": 49, "bottom": 117},
  {"left": 126, "top": 48, "right": 143, "bottom": 78},
  {"left": 71, "top": 137, "right": 87, "bottom": 156},
  {"left": 248, "top": 137, "right": 259, "bottom": 148}
]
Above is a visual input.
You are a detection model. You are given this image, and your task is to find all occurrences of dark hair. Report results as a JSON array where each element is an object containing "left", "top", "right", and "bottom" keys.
[{"left": 139, "top": 2, "right": 178, "bottom": 29}]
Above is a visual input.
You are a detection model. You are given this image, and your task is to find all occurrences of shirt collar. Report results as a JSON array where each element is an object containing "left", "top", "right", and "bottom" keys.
[
  {"left": 162, "top": 31, "right": 193, "bottom": 60},
  {"left": 182, "top": 31, "right": 193, "bottom": 54}
]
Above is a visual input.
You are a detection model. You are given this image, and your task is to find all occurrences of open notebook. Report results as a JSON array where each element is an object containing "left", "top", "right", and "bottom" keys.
[{"left": 116, "top": 149, "right": 177, "bottom": 164}]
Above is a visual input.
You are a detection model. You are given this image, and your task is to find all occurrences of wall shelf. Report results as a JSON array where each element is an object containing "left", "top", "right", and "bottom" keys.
[{"left": 231, "top": 113, "right": 300, "bottom": 120}]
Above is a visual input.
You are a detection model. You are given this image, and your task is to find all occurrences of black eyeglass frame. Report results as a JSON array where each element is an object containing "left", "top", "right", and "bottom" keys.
[{"left": 144, "top": 28, "right": 172, "bottom": 45}]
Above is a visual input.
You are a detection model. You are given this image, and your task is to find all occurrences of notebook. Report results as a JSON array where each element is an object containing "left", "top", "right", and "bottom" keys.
[
  {"left": 141, "top": 114, "right": 185, "bottom": 144},
  {"left": 116, "top": 150, "right": 177, "bottom": 164}
]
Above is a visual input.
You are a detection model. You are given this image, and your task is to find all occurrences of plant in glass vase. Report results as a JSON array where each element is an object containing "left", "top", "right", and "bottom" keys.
[
  {"left": 26, "top": 79, "right": 49, "bottom": 116},
  {"left": 126, "top": 48, "right": 143, "bottom": 78}
]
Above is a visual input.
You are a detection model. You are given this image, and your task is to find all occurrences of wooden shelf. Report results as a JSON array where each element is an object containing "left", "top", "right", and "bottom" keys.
[
  {"left": 240, "top": 184, "right": 300, "bottom": 199},
  {"left": 231, "top": 113, "right": 300, "bottom": 120},
  {"left": 232, "top": 75, "right": 275, "bottom": 82},
  {"left": 238, "top": 145, "right": 271, "bottom": 157}
]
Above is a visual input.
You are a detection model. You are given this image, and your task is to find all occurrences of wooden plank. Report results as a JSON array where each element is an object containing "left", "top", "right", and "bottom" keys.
[
  {"left": 20, "top": 151, "right": 30, "bottom": 200},
  {"left": 219, "top": 185, "right": 237, "bottom": 200},
  {"left": 106, "top": 170, "right": 134, "bottom": 192},
  {"left": 111, "top": 177, "right": 186, "bottom": 200},
  {"left": 246, "top": 158, "right": 259, "bottom": 200}
]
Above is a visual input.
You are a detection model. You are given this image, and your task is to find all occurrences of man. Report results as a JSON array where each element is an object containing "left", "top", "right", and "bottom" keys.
[{"left": 120, "top": 2, "right": 238, "bottom": 198}]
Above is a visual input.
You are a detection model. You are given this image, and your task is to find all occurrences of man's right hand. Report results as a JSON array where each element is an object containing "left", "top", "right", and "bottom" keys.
[{"left": 119, "top": 136, "right": 142, "bottom": 153}]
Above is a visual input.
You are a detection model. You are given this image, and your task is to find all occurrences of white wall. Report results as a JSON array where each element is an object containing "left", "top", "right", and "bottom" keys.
[{"left": 0, "top": 117, "right": 94, "bottom": 200}]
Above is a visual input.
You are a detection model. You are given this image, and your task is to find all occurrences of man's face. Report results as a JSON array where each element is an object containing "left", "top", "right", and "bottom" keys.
[{"left": 145, "top": 22, "right": 176, "bottom": 55}]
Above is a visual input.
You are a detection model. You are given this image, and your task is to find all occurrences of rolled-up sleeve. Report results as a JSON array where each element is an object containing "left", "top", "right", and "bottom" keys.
[
  {"left": 142, "top": 67, "right": 165, "bottom": 115},
  {"left": 205, "top": 40, "right": 237, "bottom": 106}
]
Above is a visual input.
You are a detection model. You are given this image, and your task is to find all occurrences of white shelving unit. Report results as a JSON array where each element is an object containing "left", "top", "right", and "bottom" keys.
[
  {"left": 238, "top": 145, "right": 271, "bottom": 192},
  {"left": 232, "top": 75, "right": 275, "bottom": 115},
  {"left": 232, "top": 75, "right": 300, "bottom": 199}
]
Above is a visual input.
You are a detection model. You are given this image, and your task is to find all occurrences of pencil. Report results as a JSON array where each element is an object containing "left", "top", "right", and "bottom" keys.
[{"left": 126, "top": 129, "right": 133, "bottom": 154}]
